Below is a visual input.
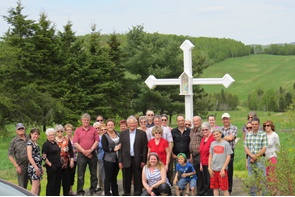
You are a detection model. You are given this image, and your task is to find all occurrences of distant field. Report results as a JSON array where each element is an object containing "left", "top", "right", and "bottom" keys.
[{"left": 199, "top": 54, "right": 295, "bottom": 104}]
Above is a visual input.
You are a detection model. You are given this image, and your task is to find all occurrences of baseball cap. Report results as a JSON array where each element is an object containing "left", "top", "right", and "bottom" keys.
[
  {"left": 16, "top": 123, "right": 25, "bottom": 130},
  {"left": 221, "top": 113, "right": 230, "bottom": 119}
]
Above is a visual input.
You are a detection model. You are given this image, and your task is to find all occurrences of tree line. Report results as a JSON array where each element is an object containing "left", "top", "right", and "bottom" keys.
[{"left": 0, "top": 2, "right": 252, "bottom": 135}]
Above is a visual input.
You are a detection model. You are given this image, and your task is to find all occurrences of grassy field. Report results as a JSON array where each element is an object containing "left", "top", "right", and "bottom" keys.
[{"left": 199, "top": 54, "right": 295, "bottom": 104}]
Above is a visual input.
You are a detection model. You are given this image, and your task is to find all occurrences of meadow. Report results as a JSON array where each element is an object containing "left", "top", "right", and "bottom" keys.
[{"left": 199, "top": 54, "right": 295, "bottom": 104}]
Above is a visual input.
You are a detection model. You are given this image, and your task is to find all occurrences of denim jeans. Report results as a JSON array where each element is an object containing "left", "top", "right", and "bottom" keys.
[{"left": 247, "top": 157, "right": 266, "bottom": 196}]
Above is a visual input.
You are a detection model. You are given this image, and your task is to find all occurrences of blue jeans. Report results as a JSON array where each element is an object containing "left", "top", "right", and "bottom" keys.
[{"left": 247, "top": 157, "right": 266, "bottom": 196}]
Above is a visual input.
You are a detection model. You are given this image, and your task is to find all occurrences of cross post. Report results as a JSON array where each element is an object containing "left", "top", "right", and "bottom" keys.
[{"left": 145, "top": 40, "right": 235, "bottom": 121}]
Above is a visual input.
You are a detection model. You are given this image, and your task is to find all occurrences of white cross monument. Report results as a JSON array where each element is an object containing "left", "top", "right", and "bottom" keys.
[{"left": 145, "top": 40, "right": 235, "bottom": 121}]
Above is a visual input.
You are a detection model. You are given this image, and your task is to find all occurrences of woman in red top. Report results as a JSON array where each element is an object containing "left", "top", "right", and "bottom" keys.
[
  {"left": 199, "top": 122, "right": 215, "bottom": 196},
  {"left": 147, "top": 126, "right": 170, "bottom": 171}
]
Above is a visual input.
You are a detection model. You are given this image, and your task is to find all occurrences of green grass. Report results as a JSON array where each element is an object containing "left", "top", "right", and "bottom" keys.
[{"left": 199, "top": 54, "right": 295, "bottom": 104}]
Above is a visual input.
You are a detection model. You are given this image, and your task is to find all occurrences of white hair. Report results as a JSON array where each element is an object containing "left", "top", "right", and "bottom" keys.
[
  {"left": 93, "top": 122, "right": 101, "bottom": 127},
  {"left": 45, "top": 128, "right": 55, "bottom": 136},
  {"left": 54, "top": 124, "right": 64, "bottom": 132}
]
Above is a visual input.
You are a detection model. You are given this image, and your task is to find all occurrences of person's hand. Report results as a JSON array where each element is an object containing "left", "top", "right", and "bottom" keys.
[
  {"left": 35, "top": 168, "right": 41, "bottom": 176},
  {"left": 220, "top": 169, "right": 225, "bottom": 178},
  {"left": 141, "top": 162, "right": 145, "bottom": 168},
  {"left": 119, "top": 162, "right": 123, "bottom": 169},
  {"left": 83, "top": 149, "right": 92, "bottom": 157},
  {"left": 151, "top": 191, "right": 156, "bottom": 196},
  {"left": 181, "top": 173, "right": 187, "bottom": 178},
  {"left": 15, "top": 166, "right": 22, "bottom": 174},
  {"left": 173, "top": 178, "right": 177, "bottom": 185},
  {"left": 208, "top": 168, "right": 214, "bottom": 177},
  {"left": 70, "top": 160, "right": 74, "bottom": 168},
  {"left": 200, "top": 165, "right": 203, "bottom": 172},
  {"left": 147, "top": 186, "right": 153, "bottom": 194}
]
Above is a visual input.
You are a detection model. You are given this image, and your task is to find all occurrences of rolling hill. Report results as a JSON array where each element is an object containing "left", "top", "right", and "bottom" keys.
[{"left": 199, "top": 54, "right": 295, "bottom": 104}]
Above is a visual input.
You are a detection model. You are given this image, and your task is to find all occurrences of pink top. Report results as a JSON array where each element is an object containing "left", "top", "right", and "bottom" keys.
[
  {"left": 199, "top": 134, "right": 215, "bottom": 165},
  {"left": 73, "top": 126, "right": 99, "bottom": 151}
]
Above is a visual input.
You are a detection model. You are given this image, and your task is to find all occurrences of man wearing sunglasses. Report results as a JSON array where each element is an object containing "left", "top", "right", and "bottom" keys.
[
  {"left": 244, "top": 117, "right": 268, "bottom": 195},
  {"left": 146, "top": 110, "right": 155, "bottom": 128},
  {"left": 8, "top": 123, "right": 29, "bottom": 189}
]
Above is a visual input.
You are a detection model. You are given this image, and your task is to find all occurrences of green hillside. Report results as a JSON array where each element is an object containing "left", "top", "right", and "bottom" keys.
[{"left": 199, "top": 54, "right": 295, "bottom": 104}]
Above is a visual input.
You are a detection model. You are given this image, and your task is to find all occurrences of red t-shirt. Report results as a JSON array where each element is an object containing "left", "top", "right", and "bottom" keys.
[
  {"left": 199, "top": 134, "right": 215, "bottom": 165},
  {"left": 148, "top": 138, "right": 169, "bottom": 165},
  {"left": 73, "top": 126, "right": 99, "bottom": 151}
]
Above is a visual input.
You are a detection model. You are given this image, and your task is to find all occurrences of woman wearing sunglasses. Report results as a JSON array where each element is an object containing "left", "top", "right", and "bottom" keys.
[{"left": 263, "top": 120, "right": 280, "bottom": 182}]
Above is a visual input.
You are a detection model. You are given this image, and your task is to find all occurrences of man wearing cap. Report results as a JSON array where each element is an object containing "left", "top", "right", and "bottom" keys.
[
  {"left": 220, "top": 113, "right": 238, "bottom": 194},
  {"left": 8, "top": 123, "right": 29, "bottom": 189}
]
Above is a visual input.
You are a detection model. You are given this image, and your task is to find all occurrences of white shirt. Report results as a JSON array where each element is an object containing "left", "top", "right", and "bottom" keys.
[{"left": 265, "top": 132, "right": 280, "bottom": 159}]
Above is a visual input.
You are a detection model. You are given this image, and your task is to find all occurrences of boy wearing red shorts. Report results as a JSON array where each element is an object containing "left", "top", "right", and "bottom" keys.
[{"left": 208, "top": 128, "right": 233, "bottom": 196}]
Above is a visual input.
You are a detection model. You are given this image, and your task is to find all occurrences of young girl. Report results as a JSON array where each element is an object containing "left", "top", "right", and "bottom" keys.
[
  {"left": 173, "top": 153, "right": 197, "bottom": 196},
  {"left": 27, "top": 128, "right": 42, "bottom": 195}
]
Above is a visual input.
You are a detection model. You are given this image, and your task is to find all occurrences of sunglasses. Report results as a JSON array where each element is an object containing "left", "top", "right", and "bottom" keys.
[
  {"left": 161, "top": 119, "right": 167, "bottom": 121},
  {"left": 246, "top": 127, "right": 252, "bottom": 130},
  {"left": 202, "top": 129, "right": 209, "bottom": 131},
  {"left": 17, "top": 128, "right": 25, "bottom": 130},
  {"left": 265, "top": 125, "right": 271, "bottom": 127},
  {"left": 57, "top": 130, "right": 63, "bottom": 133},
  {"left": 147, "top": 114, "right": 154, "bottom": 116},
  {"left": 96, "top": 119, "right": 104, "bottom": 122},
  {"left": 185, "top": 124, "right": 191, "bottom": 126}
]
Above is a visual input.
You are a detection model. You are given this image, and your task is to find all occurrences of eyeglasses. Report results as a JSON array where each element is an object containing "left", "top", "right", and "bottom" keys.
[
  {"left": 96, "top": 119, "right": 103, "bottom": 122},
  {"left": 147, "top": 114, "right": 154, "bottom": 116},
  {"left": 202, "top": 129, "right": 209, "bottom": 131},
  {"left": 265, "top": 125, "right": 271, "bottom": 127},
  {"left": 154, "top": 132, "right": 162, "bottom": 134},
  {"left": 101, "top": 129, "right": 107, "bottom": 131},
  {"left": 140, "top": 121, "right": 146, "bottom": 123},
  {"left": 185, "top": 124, "right": 191, "bottom": 126},
  {"left": 249, "top": 116, "right": 253, "bottom": 119},
  {"left": 57, "top": 130, "right": 63, "bottom": 133},
  {"left": 246, "top": 127, "right": 252, "bottom": 130},
  {"left": 161, "top": 119, "right": 167, "bottom": 121},
  {"left": 95, "top": 127, "right": 100, "bottom": 130},
  {"left": 17, "top": 128, "right": 24, "bottom": 130}
]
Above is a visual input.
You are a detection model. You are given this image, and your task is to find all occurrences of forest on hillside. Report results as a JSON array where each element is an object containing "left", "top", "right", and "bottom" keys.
[{"left": 0, "top": 2, "right": 294, "bottom": 134}]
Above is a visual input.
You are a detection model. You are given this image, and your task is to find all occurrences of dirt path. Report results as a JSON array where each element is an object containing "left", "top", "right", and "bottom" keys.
[{"left": 85, "top": 177, "right": 248, "bottom": 196}]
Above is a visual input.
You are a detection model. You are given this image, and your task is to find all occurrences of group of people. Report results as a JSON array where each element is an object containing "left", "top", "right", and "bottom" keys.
[{"left": 8, "top": 110, "right": 280, "bottom": 196}]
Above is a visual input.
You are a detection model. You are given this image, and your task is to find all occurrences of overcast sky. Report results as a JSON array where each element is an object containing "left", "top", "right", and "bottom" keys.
[{"left": 1, "top": 0, "right": 294, "bottom": 45}]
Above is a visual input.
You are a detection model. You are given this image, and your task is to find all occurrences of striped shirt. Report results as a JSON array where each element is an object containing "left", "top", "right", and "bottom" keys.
[
  {"left": 244, "top": 130, "right": 268, "bottom": 155},
  {"left": 144, "top": 166, "right": 170, "bottom": 186}
]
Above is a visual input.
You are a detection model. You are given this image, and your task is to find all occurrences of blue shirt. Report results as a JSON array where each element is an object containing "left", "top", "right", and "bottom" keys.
[{"left": 176, "top": 162, "right": 197, "bottom": 181}]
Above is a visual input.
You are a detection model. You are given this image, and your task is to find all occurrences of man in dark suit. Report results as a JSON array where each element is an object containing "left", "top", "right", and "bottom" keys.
[{"left": 119, "top": 115, "right": 148, "bottom": 196}]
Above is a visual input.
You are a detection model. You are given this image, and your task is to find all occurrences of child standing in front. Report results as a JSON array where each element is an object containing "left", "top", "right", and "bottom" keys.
[
  {"left": 208, "top": 128, "right": 233, "bottom": 196},
  {"left": 173, "top": 153, "right": 197, "bottom": 196}
]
